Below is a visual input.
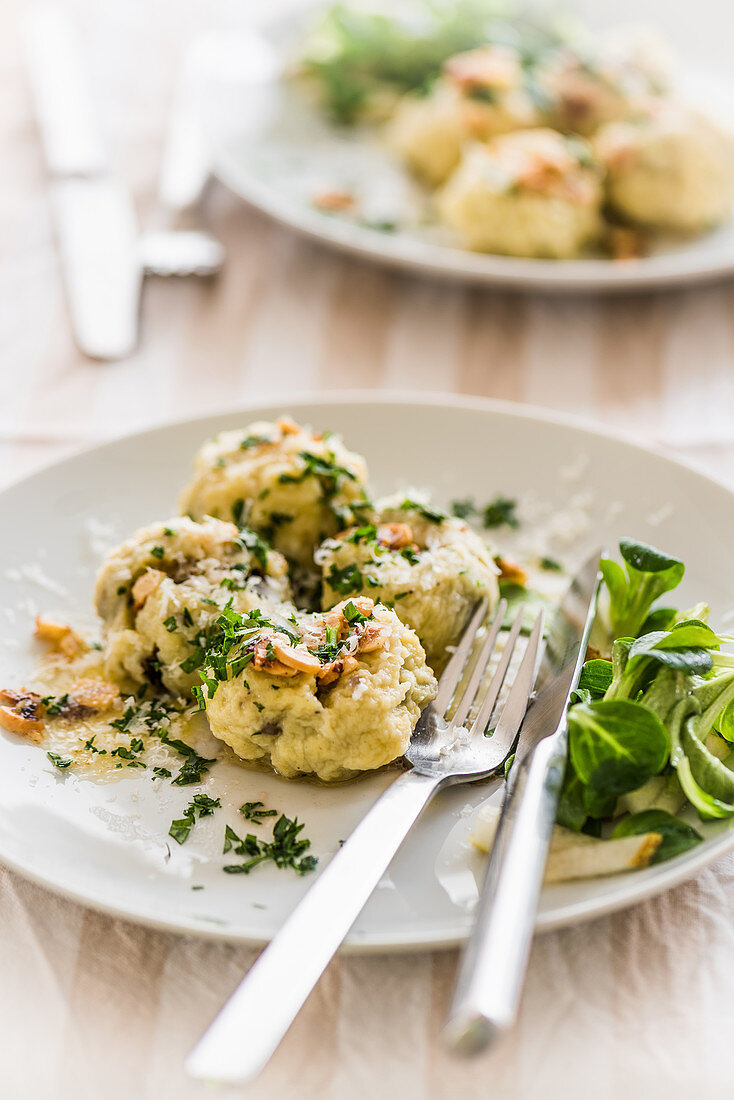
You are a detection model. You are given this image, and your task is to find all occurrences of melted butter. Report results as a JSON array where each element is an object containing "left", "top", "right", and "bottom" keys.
[
  {"left": 25, "top": 654, "right": 219, "bottom": 783},
  {"left": 20, "top": 649, "right": 406, "bottom": 788}
]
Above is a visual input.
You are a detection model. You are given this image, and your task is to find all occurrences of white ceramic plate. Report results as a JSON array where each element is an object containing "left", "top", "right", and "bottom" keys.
[
  {"left": 2, "top": 394, "right": 734, "bottom": 951},
  {"left": 200, "top": 9, "right": 734, "bottom": 293}
]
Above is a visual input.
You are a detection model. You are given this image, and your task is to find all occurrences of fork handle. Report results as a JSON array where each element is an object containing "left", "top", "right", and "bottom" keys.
[
  {"left": 186, "top": 768, "right": 443, "bottom": 1084},
  {"left": 444, "top": 732, "right": 565, "bottom": 1052}
]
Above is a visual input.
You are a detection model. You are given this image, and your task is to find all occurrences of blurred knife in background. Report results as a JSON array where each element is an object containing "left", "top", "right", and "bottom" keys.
[
  {"left": 22, "top": 4, "right": 142, "bottom": 360},
  {"left": 22, "top": 5, "right": 226, "bottom": 360}
]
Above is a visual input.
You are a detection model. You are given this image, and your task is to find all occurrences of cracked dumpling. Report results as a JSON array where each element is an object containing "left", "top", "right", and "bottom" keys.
[
  {"left": 94, "top": 516, "right": 290, "bottom": 697},
  {"left": 595, "top": 107, "right": 734, "bottom": 232},
  {"left": 437, "top": 128, "right": 603, "bottom": 258},
  {"left": 317, "top": 497, "right": 499, "bottom": 669},
  {"left": 178, "top": 418, "right": 371, "bottom": 570},
  {"left": 388, "top": 44, "right": 543, "bottom": 187},
  {"left": 204, "top": 597, "right": 437, "bottom": 782}
]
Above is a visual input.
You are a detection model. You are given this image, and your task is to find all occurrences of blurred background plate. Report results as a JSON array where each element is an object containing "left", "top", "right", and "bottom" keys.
[
  {"left": 2, "top": 394, "right": 734, "bottom": 949},
  {"left": 201, "top": 2, "right": 734, "bottom": 292}
]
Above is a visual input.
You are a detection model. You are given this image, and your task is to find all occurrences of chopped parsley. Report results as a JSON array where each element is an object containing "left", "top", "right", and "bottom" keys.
[
  {"left": 279, "top": 450, "right": 357, "bottom": 497},
  {"left": 151, "top": 545, "right": 165, "bottom": 559},
  {"left": 240, "top": 432, "right": 270, "bottom": 449},
  {"left": 343, "top": 599, "right": 370, "bottom": 624},
  {"left": 41, "top": 693, "right": 69, "bottom": 716},
  {"left": 483, "top": 496, "right": 519, "bottom": 529},
  {"left": 172, "top": 752, "right": 215, "bottom": 786},
  {"left": 169, "top": 816, "right": 193, "bottom": 845},
  {"left": 540, "top": 556, "right": 563, "bottom": 572},
  {"left": 239, "top": 527, "right": 270, "bottom": 572},
  {"left": 399, "top": 498, "right": 445, "bottom": 524},
  {"left": 344, "top": 524, "right": 378, "bottom": 545},
  {"left": 400, "top": 546, "right": 420, "bottom": 565},
  {"left": 169, "top": 793, "right": 222, "bottom": 845},
  {"left": 163, "top": 527, "right": 177, "bottom": 537},
  {"left": 192, "top": 793, "right": 221, "bottom": 816},
  {"left": 157, "top": 730, "right": 216, "bottom": 786},
  {"left": 223, "top": 824, "right": 243, "bottom": 853},
  {"left": 117, "top": 585, "right": 128, "bottom": 596},
  {"left": 450, "top": 494, "right": 520, "bottom": 529},
  {"left": 326, "top": 562, "right": 364, "bottom": 596},
  {"left": 110, "top": 706, "right": 137, "bottom": 732},
  {"left": 240, "top": 800, "right": 278, "bottom": 823},
  {"left": 83, "top": 735, "right": 106, "bottom": 755},
  {"left": 47, "top": 751, "right": 72, "bottom": 769},
  {"left": 450, "top": 499, "right": 478, "bottom": 520},
  {"left": 219, "top": 576, "right": 246, "bottom": 591},
  {"left": 153, "top": 766, "right": 172, "bottom": 778},
  {"left": 232, "top": 499, "right": 245, "bottom": 525},
  {"left": 222, "top": 813, "right": 318, "bottom": 876},
  {"left": 111, "top": 744, "right": 147, "bottom": 769},
  {"left": 163, "top": 615, "right": 178, "bottom": 633}
]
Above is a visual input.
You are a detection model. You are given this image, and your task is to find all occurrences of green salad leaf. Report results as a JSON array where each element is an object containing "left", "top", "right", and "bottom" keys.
[
  {"left": 601, "top": 538, "right": 684, "bottom": 639},
  {"left": 611, "top": 809, "right": 702, "bottom": 863},
  {"left": 556, "top": 538, "right": 734, "bottom": 852},
  {"left": 299, "top": 1, "right": 567, "bottom": 123},
  {"left": 573, "top": 658, "right": 613, "bottom": 703},
  {"left": 568, "top": 699, "right": 669, "bottom": 817}
]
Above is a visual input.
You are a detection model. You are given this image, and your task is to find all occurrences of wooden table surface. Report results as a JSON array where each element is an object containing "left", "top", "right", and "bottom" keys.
[{"left": 4, "top": 1, "right": 734, "bottom": 1097}]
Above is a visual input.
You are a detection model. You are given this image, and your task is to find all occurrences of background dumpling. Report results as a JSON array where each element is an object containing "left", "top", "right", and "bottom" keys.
[
  {"left": 388, "top": 44, "right": 543, "bottom": 187},
  {"left": 595, "top": 107, "right": 734, "bottom": 232},
  {"left": 437, "top": 128, "right": 603, "bottom": 258}
]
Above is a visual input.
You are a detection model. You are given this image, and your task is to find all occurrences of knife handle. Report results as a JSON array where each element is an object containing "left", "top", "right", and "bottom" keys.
[{"left": 444, "top": 730, "right": 566, "bottom": 1052}]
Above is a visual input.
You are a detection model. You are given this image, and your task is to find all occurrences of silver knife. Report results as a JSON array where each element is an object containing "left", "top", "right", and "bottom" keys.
[
  {"left": 22, "top": 5, "right": 141, "bottom": 359},
  {"left": 444, "top": 550, "right": 602, "bottom": 1054}
]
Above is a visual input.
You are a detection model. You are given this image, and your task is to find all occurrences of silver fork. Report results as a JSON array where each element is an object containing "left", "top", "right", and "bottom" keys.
[{"left": 186, "top": 599, "right": 544, "bottom": 1085}]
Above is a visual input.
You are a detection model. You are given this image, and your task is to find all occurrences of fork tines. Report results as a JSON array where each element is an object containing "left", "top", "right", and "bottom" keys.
[{"left": 436, "top": 599, "right": 540, "bottom": 740}]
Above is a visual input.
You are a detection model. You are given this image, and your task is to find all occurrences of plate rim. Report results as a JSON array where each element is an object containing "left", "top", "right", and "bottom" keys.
[
  {"left": 4, "top": 389, "right": 734, "bottom": 951},
  {"left": 202, "top": 10, "right": 734, "bottom": 293},
  {"left": 210, "top": 145, "right": 734, "bottom": 293}
]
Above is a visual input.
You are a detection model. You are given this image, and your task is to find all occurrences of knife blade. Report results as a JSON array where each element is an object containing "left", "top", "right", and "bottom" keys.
[
  {"left": 444, "top": 550, "right": 602, "bottom": 1055},
  {"left": 23, "top": 5, "right": 141, "bottom": 359},
  {"left": 513, "top": 550, "right": 603, "bottom": 766}
]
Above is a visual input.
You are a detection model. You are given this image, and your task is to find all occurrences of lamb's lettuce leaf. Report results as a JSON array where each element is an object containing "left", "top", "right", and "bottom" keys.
[
  {"left": 568, "top": 700, "right": 669, "bottom": 817},
  {"left": 601, "top": 539, "right": 684, "bottom": 639},
  {"left": 611, "top": 809, "right": 702, "bottom": 863}
]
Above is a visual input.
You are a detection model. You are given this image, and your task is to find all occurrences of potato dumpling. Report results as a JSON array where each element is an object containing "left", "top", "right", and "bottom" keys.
[
  {"left": 536, "top": 29, "right": 670, "bottom": 136},
  {"left": 595, "top": 109, "right": 734, "bottom": 232},
  {"left": 204, "top": 597, "right": 437, "bottom": 782},
  {"left": 388, "top": 44, "right": 542, "bottom": 187},
  {"left": 179, "top": 418, "right": 371, "bottom": 570},
  {"left": 437, "top": 128, "right": 602, "bottom": 258},
  {"left": 94, "top": 516, "right": 290, "bottom": 697},
  {"left": 317, "top": 497, "right": 499, "bottom": 669}
]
